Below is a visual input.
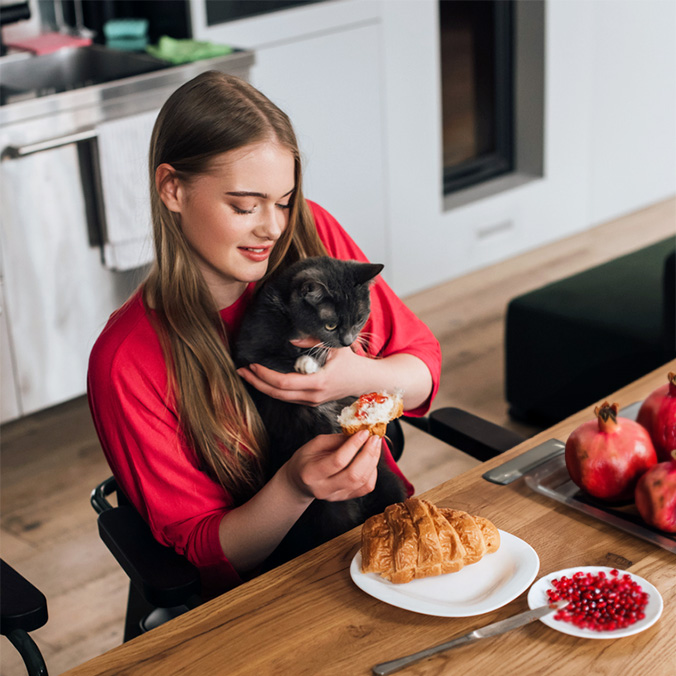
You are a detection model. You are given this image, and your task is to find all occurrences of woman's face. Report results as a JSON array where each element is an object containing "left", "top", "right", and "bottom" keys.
[{"left": 161, "top": 140, "right": 296, "bottom": 308}]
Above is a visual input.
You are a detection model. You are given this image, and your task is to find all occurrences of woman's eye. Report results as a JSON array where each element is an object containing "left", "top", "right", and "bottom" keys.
[
  {"left": 232, "top": 204, "right": 255, "bottom": 215},
  {"left": 324, "top": 322, "right": 337, "bottom": 331},
  {"left": 276, "top": 203, "right": 291, "bottom": 211}
]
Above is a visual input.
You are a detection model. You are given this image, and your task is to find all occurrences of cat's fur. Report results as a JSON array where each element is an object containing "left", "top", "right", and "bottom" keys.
[{"left": 234, "top": 256, "right": 407, "bottom": 567}]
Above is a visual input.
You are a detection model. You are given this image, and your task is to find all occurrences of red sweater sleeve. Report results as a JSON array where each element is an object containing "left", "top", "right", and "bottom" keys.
[
  {"left": 87, "top": 295, "right": 241, "bottom": 595},
  {"left": 309, "top": 200, "right": 442, "bottom": 416}
]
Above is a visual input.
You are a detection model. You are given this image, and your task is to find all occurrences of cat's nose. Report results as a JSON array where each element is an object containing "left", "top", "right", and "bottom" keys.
[{"left": 340, "top": 332, "right": 356, "bottom": 347}]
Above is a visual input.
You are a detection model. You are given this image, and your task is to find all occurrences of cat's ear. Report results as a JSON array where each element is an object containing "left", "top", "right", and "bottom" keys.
[
  {"left": 353, "top": 262, "right": 384, "bottom": 286},
  {"left": 295, "top": 269, "right": 329, "bottom": 304},
  {"left": 299, "top": 280, "right": 327, "bottom": 304}
]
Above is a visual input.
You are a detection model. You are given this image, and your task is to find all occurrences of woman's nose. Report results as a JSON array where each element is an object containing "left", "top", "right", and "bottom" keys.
[{"left": 254, "top": 205, "right": 286, "bottom": 241}]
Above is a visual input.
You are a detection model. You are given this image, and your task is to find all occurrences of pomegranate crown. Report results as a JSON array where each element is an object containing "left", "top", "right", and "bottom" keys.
[{"left": 594, "top": 401, "right": 619, "bottom": 423}]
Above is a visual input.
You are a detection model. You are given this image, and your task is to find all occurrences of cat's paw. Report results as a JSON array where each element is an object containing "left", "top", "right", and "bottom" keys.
[{"left": 294, "top": 355, "right": 321, "bottom": 374}]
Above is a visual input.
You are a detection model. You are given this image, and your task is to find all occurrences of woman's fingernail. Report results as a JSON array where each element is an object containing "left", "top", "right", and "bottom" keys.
[{"left": 356, "top": 430, "right": 370, "bottom": 442}]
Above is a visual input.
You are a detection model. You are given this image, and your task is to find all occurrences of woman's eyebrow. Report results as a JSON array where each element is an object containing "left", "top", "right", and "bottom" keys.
[{"left": 225, "top": 188, "right": 295, "bottom": 199}]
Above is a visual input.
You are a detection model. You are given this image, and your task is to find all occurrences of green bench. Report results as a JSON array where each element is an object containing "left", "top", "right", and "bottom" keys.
[{"left": 505, "top": 237, "right": 676, "bottom": 427}]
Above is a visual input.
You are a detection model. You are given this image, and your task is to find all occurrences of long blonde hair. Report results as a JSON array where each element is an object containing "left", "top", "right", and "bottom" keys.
[{"left": 145, "top": 71, "right": 327, "bottom": 503}]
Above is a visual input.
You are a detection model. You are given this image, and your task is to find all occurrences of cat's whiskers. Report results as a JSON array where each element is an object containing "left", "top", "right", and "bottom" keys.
[
  {"left": 355, "top": 330, "right": 375, "bottom": 341},
  {"left": 307, "top": 342, "right": 331, "bottom": 363},
  {"left": 352, "top": 332, "right": 374, "bottom": 353}
]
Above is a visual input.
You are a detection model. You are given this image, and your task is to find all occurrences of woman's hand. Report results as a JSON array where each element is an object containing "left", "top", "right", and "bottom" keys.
[
  {"left": 237, "top": 338, "right": 433, "bottom": 411},
  {"left": 281, "top": 430, "right": 382, "bottom": 502},
  {"left": 218, "top": 430, "right": 381, "bottom": 572},
  {"left": 237, "top": 345, "right": 366, "bottom": 406}
]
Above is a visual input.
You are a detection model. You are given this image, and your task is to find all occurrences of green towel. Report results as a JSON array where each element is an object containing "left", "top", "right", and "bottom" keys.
[{"left": 146, "top": 36, "right": 233, "bottom": 65}]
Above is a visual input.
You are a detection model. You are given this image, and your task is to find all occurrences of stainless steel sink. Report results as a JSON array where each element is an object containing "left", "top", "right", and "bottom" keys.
[{"left": 0, "top": 44, "right": 169, "bottom": 105}]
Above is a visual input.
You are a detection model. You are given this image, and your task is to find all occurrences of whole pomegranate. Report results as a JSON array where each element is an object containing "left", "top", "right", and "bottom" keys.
[
  {"left": 634, "top": 450, "right": 676, "bottom": 533},
  {"left": 565, "top": 402, "right": 658, "bottom": 502},
  {"left": 637, "top": 372, "right": 676, "bottom": 462}
]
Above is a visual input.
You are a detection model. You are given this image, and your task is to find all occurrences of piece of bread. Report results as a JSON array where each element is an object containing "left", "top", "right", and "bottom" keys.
[
  {"left": 360, "top": 498, "right": 500, "bottom": 583},
  {"left": 338, "top": 391, "right": 404, "bottom": 437}
]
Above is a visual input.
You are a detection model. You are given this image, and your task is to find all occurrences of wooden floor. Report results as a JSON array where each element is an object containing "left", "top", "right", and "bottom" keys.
[{"left": 1, "top": 196, "right": 674, "bottom": 675}]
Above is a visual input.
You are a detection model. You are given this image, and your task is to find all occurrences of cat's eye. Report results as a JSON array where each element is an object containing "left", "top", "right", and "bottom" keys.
[{"left": 324, "top": 322, "right": 337, "bottom": 331}]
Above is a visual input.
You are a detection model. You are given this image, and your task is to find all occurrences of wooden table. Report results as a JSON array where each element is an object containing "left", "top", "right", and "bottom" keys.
[{"left": 64, "top": 361, "right": 676, "bottom": 676}]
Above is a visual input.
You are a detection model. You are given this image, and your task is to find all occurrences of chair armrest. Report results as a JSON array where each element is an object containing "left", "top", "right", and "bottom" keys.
[
  {"left": 97, "top": 507, "right": 201, "bottom": 609},
  {"left": 423, "top": 407, "right": 525, "bottom": 462},
  {"left": 1, "top": 559, "right": 49, "bottom": 676},
  {"left": 0, "top": 559, "right": 48, "bottom": 635},
  {"left": 90, "top": 476, "right": 118, "bottom": 514}
]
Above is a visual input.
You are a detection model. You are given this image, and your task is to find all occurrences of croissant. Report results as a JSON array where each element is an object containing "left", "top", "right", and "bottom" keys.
[{"left": 360, "top": 498, "right": 500, "bottom": 583}]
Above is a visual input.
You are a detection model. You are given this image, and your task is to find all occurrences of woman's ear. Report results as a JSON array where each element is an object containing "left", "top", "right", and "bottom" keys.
[{"left": 156, "top": 163, "right": 183, "bottom": 213}]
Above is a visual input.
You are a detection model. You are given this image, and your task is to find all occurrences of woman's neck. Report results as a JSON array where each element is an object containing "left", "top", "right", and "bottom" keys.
[{"left": 212, "top": 281, "right": 249, "bottom": 310}]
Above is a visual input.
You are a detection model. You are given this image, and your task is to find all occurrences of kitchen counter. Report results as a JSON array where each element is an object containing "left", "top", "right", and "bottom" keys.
[{"left": 0, "top": 46, "right": 254, "bottom": 126}]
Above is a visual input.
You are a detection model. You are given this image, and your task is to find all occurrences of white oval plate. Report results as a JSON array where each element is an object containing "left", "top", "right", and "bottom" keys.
[
  {"left": 350, "top": 530, "right": 539, "bottom": 617},
  {"left": 527, "top": 566, "right": 664, "bottom": 639}
]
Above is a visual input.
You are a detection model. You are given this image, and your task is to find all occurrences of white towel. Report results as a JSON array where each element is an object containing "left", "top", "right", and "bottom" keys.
[{"left": 96, "top": 110, "right": 158, "bottom": 270}]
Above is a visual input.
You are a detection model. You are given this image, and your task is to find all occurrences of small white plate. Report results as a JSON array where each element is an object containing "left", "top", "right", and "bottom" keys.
[
  {"left": 527, "top": 566, "right": 664, "bottom": 639},
  {"left": 350, "top": 530, "right": 539, "bottom": 617}
]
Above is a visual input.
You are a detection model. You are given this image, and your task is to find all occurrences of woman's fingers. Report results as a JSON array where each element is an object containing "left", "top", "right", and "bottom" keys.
[
  {"left": 315, "top": 433, "right": 382, "bottom": 501},
  {"left": 329, "top": 431, "right": 380, "bottom": 476},
  {"left": 287, "top": 431, "right": 382, "bottom": 502},
  {"left": 237, "top": 364, "right": 327, "bottom": 404},
  {"left": 289, "top": 336, "right": 321, "bottom": 348},
  {"left": 331, "top": 436, "right": 381, "bottom": 500}
]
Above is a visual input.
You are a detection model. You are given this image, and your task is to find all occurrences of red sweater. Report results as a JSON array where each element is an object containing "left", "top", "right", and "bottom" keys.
[{"left": 87, "top": 201, "right": 441, "bottom": 595}]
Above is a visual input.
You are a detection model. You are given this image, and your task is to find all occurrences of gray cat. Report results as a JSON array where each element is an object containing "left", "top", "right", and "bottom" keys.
[{"left": 234, "top": 256, "right": 407, "bottom": 567}]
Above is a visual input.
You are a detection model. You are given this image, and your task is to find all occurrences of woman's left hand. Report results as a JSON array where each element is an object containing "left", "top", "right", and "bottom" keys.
[
  {"left": 236, "top": 345, "right": 366, "bottom": 406},
  {"left": 237, "top": 337, "right": 433, "bottom": 410}
]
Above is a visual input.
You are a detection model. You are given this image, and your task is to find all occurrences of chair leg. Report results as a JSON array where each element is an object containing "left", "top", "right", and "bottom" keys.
[
  {"left": 7, "top": 629, "right": 48, "bottom": 676},
  {"left": 123, "top": 582, "right": 155, "bottom": 642}
]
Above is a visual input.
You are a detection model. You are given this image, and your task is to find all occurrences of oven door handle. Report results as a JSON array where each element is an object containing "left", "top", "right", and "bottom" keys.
[
  {"left": 1, "top": 128, "right": 98, "bottom": 160},
  {"left": 1, "top": 127, "right": 108, "bottom": 252}
]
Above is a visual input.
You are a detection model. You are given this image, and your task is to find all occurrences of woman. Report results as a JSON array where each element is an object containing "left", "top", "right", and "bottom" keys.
[{"left": 87, "top": 71, "right": 441, "bottom": 596}]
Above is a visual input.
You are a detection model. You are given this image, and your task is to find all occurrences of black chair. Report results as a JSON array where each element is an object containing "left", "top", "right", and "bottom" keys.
[
  {"left": 90, "top": 479, "right": 202, "bottom": 642},
  {"left": 91, "top": 407, "right": 524, "bottom": 641},
  {"left": 1, "top": 559, "right": 49, "bottom": 676}
]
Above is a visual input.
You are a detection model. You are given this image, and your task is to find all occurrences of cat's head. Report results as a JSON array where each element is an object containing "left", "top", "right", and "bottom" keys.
[{"left": 286, "top": 257, "right": 383, "bottom": 348}]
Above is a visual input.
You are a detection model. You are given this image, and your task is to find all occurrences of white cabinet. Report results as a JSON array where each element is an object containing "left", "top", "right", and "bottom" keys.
[
  {"left": 248, "top": 23, "right": 389, "bottom": 269},
  {"left": 0, "top": 137, "right": 145, "bottom": 419},
  {"left": 1, "top": 279, "right": 20, "bottom": 422}
]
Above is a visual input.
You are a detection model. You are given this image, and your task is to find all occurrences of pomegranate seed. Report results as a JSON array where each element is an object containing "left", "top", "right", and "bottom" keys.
[{"left": 546, "top": 570, "right": 649, "bottom": 632}]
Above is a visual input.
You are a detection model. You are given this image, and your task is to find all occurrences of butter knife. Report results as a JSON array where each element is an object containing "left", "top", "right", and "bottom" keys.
[{"left": 372, "top": 600, "right": 568, "bottom": 675}]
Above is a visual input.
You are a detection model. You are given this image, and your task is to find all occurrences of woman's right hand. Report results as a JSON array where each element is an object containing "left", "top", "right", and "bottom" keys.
[{"left": 281, "top": 430, "right": 382, "bottom": 502}]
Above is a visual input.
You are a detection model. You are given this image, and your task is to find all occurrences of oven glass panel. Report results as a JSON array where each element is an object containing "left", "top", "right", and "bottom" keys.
[{"left": 440, "top": 0, "right": 515, "bottom": 194}]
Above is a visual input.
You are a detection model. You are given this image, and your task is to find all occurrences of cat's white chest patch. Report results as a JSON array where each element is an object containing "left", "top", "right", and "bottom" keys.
[{"left": 294, "top": 355, "right": 321, "bottom": 374}]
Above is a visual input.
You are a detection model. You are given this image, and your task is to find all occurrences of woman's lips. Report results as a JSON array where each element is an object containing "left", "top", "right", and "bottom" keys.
[{"left": 238, "top": 246, "right": 271, "bottom": 262}]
